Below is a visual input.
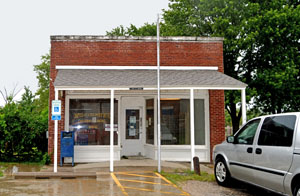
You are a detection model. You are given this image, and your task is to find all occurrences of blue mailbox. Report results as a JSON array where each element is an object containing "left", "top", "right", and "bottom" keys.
[{"left": 60, "top": 131, "right": 74, "bottom": 167}]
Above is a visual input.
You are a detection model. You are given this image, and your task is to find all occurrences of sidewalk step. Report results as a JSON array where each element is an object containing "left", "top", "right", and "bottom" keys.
[{"left": 13, "top": 172, "right": 97, "bottom": 179}]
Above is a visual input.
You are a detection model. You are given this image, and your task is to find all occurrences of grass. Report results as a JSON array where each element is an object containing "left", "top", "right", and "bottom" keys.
[
  {"left": 0, "top": 165, "right": 7, "bottom": 177},
  {"left": 161, "top": 170, "right": 215, "bottom": 185},
  {"left": 0, "top": 162, "right": 44, "bottom": 166}
]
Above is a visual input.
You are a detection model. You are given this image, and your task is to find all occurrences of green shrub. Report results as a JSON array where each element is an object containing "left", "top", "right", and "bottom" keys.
[{"left": 0, "top": 87, "right": 48, "bottom": 163}]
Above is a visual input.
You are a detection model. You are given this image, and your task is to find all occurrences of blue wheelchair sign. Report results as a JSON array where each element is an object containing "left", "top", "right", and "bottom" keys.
[
  {"left": 52, "top": 115, "right": 61, "bottom": 120},
  {"left": 54, "top": 107, "right": 59, "bottom": 113}
]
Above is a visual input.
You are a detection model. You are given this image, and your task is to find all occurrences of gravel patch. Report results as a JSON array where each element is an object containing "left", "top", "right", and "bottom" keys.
[{"left": 181, "top": 180, "right": 281, "bottom": 196}]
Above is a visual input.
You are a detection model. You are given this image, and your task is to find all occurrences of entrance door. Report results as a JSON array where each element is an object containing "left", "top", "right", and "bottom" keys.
[{"left": 121, "top": 97, "right": 144, "bottom": 156}]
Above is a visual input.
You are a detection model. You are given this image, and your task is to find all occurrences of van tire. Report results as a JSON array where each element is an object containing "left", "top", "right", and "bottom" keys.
[
  {"left": 294, "top": 184, "right": 300, "bottom": 196},
  {"left": 214, "top": 158, "right": 231, "bottom": 186}
]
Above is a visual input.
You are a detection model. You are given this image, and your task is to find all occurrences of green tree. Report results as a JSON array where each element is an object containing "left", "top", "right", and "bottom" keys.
[
  {"left": 0, "top": 87, "right": 48, "bottom": 161},
  {"left": 241, "top": 1, "right": 300, "bottom": 113},
  {"left": 33, "top": 53, "right": 50, "bottom": 112},
  {"left": 107, "top": 23, "right": 157, "bottom": 36}
]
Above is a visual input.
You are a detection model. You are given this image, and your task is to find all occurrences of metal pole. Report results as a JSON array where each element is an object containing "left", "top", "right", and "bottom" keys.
[
  {"left": 157, "top": 14, "right": 161, "bottom": 173},
  {"left": 54, "top": 89, "right": 58, "bottom": 173},
  {"left": 241, "top": 88, "right": 247, "bottom": 124},
  {"left": 110, "top": 89, "right": 114, "bottom": 172},
  {"left": 190, "top": 89, "right": 195, "bottom": 171}
]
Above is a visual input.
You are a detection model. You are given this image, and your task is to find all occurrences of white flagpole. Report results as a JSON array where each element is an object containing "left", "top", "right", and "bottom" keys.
[{"left": 157, "top": 14, "right": 161, "bottom": 173}]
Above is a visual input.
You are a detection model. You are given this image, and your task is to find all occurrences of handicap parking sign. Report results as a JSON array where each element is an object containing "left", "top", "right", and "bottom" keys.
[{"left": 52, "top": 100, "right": 61, "bottom": 120}]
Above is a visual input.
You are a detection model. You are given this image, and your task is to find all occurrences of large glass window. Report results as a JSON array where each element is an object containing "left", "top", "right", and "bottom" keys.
[
  {"left": 160, "top": 98, "right": 206, "bottom": 145},
  {"left": 69, "top": 99, "right": 118, "bottom": 145},
  {"left": 161, "top": 99, "right": 190, "bottom": 145},
  {"left": 258, "top": 115, "right": 296, "bottom": 147},
  {"left": 195, "top": 99, "right": 205, "bottom": 145}
]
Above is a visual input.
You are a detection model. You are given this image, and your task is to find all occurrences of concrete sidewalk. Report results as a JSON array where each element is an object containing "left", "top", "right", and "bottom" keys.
[{"left": 13, "top": 159, "right": 213, "bottom": 179}]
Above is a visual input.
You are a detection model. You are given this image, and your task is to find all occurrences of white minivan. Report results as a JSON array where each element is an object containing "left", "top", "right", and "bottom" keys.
[{"left": 213, "top": 112, "right": 300, "bottom": 196}]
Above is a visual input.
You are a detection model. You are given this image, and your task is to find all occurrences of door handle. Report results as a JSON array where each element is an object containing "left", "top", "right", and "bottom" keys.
[
  {"left": 247, "top": 147, "right": 253, "bottom": 153},
  {"left": 256, "top": 148, "right": 262, "bottom": 154}
]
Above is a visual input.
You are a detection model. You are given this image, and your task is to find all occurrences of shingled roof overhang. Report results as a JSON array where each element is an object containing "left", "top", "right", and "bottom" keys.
[{"left": 53, "top": 69, "right": 247, "bottom": 90}]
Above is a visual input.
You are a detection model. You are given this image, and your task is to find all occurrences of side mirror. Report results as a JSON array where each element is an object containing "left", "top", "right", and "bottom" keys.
[{"left": 226, "top": 136, "right": 235, "bottom": 144}]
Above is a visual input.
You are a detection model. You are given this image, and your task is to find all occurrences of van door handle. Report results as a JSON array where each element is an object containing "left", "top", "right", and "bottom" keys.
[
  {"left": 247, "top": 147, "right": 253, "bottom": 153},
  {"left": 256, "top": 148, "right": 262, "bottom": 154}
]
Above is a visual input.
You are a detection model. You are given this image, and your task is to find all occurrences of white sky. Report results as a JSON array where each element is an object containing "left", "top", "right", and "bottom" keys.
[{"left": 0, "top": 0, "right": 169, "bottom": 106}]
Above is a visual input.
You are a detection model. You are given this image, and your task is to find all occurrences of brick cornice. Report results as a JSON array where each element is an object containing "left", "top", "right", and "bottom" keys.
[{"left": 50, "top": 35, "right": 224, "bottom": 43}]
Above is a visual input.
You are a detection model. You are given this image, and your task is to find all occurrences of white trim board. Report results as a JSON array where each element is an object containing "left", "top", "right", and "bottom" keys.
[
  {"left": 55, "top": 87, "right": 246, "bottom": 91},
  {"left": 56, "top": 65, "right": 218, "bottom": 71}
]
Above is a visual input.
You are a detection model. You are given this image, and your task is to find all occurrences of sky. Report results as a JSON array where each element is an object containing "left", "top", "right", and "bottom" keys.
[{"left": 0, "top": 0, "right": 169, "bottom": 106}]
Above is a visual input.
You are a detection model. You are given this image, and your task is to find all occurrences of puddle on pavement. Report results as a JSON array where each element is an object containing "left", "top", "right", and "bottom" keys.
[
  {"left": 0, "top": 166, "right": 186, "bottom": 196},
  {"left": 0, "top": 178, "right": 123, "bottom": 196}
]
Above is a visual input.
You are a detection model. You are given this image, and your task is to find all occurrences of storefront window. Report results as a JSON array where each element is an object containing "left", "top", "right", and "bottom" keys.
[
  {"left": 161, "top": 99, "right": 205, "bottom": 145},
  {"left": 161, "top": 99, "right": 190, "bottom": 145},
  {"left": 69, "top": 99, "right": 118, "bottom": 145},
  {"left": 195, "top": 99, "right": 205, "bottom": 145},
  {"left": 146, "top": 99, "right": 154, "bottom": 144}
]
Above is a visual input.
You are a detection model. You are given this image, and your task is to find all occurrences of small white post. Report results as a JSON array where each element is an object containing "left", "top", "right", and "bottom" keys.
[
  {"left": 241, "top": 88, "right": 247, "bottom": 124},
  {"left": 110, "top": 89, "right": 114, "bottom": 172},
  {"left": 190, "top": 89, "right": 195, "bottom": 171},
  {"left": 54, "top": 89, "right": 58, "bottom": 173}
]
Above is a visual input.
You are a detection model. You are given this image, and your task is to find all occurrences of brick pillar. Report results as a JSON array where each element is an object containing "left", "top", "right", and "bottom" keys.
[{"left": 209, "top": 90, "right": 225, "bottom": 162}]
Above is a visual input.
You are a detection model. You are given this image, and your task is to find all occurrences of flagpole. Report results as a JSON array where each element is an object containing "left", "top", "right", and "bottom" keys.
[{"left": 157, "top": 13, "right": 161, "bottom": 173}]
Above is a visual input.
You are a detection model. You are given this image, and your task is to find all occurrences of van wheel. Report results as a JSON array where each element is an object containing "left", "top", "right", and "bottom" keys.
[
  {"left": 214, "top": 158, "right": 231, "bottom": 186},
  {"left": 294, "top": 184, "right": 300, "bottom": 196}
]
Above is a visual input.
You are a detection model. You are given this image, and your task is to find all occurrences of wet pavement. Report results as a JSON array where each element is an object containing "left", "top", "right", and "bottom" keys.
[
  {"left": 111, "top": 171, "right": 188, "bottom": 196},
  {"left": 0, "top": 163, "right": 282, "bottom": 196},
  {"left": 1, "top": 171, "right": 187, "bottom": 196},
  {"left": 0, "top": 163, "right": 188, "bottom": 196}
]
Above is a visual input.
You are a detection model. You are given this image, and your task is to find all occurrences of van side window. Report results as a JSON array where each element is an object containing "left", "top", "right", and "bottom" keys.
[
  {"left": 235, "top": 119, "right": 261, "bottom": 145},
  {"left": 258, "top": 115, "right": 296, "bottom": 147}
]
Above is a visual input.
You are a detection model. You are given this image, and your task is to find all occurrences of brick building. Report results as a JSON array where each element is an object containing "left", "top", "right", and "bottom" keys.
[{"left": 49, "top": 35, "right": 247, "bottom": 171}]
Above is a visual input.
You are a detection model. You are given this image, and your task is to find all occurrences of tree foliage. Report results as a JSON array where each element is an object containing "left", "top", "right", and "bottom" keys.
[
  {"left": 241, "top": 1, "right": 300, "bottom": 113},
  {"left": 107, "top": 23, "right": 157, "bottom": 36},
  {"left": 0, "top": 87, "right": 48, "bottom": 162},
  {"left": 33, "top": 53, "right": 50, "bottom": 113}
]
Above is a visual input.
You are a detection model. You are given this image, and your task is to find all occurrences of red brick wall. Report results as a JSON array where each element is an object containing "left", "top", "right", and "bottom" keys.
[
  {"left": 209, "top": 90, "right": 225, "bottom": 161},
  {"left": 49, "top": 39, "right": 225, "bottom": 163},
  {"left": 50, "top": 41, "right": 223, "bottom": 71}
]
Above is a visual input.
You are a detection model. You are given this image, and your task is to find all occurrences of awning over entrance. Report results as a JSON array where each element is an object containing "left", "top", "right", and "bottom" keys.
[
  {"left": 52, "top": 68, "right": 247, "bottom": 173},
  {"left": 54, "top": 69, "right": 247, "bottom": 89}
]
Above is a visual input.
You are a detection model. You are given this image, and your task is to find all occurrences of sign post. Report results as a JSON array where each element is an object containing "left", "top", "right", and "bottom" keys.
[{"left": 52, "top": 99, "right": 61, "bottom": 173}]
